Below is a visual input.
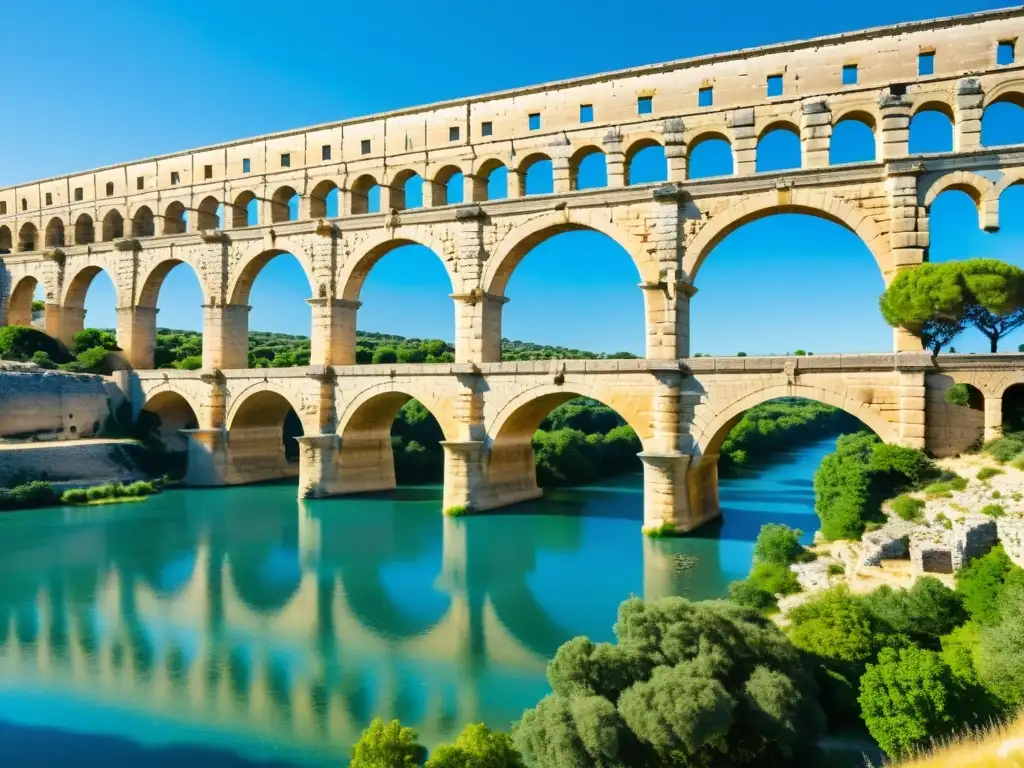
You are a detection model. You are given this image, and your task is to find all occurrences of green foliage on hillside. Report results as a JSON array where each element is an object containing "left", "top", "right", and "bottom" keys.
[
  {"left": 0, "top": 325, "right": 72, "bottom": 364},
  {"left": 813, "top": 432, "right": 938, "bottom": 540},
  {"left": 720, "top": 398, "right": 862, "bottom": 474},
  {"left": 149, "top": 328, "right": 638, "bottom": 369}
]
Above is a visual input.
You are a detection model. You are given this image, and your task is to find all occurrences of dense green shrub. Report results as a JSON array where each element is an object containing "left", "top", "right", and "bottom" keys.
[
  {"left": 60, "top": 488, "right": 88, "bottom": 504},
  {"left": 814, "top": 433, "right": 937, "bottom": 540},
  {"left": 983, "top": 434, "right": 1024, "bottom": 463},
  {"left": 513, "top": 597, "right": 825, "bottom": 767},
  {"left": 30, "top": 350, "right": 56, "bottom": 369},
  {"left": 858, "top": 646, "right": 973, "bottom": 757},
  {"left": 945, "top": 383, "right": 983, "bottom": 409},
  {"left": 350, "top": 718, "right": 425, "bottom": 768},
  {"left": 0, "top": 481, "right": 60, "bottom": 511},
  {"left": 0, "top": 325, "right": 71, "bottom": 363},
  {"left": 752, "top": 523, "right": 808, "bottom": 566},
  {"left": 728, "top": 524, "right": 807, "bottom": 612},
  {"left": 976, "top": 466, "right": 1004, "bottom": 481},
  {"left": 727, "top": 580, "right": 776, "bottom": 612},
  {"left": 891, "top": 494, "right": 925, "bottom": 522},
  {"left": 787, "top": 587, "right": 887, "bottom": 667},
  {"left": 981, "top": 503, "right": 1006, "bottom": 517},
  {"left": 426, "top": 723, "right": 523, "bottom": 767},
  {"left": 955, "top": 544, "right": 1024, "bottom": 625},
  {"left": 975, "top": 587, "right": 1024, "bottom": 709},
  {"left": 61, "top": 345, "right": 112, "bottom": 374},
  {"left": 859, "top": 578, "right": 966, "bottom": 649}
]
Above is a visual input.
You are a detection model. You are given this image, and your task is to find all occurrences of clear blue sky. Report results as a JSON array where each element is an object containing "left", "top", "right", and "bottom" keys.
[{"left": 6, "top": 0, "right": 1024, "bottom": 356}]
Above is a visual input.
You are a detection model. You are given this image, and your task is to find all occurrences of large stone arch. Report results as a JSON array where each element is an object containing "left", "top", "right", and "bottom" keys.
[
  {"left": 225, "top": 380, "right": 314, "bottom": 434},
  {"left": 485, "top": 380, "right": 655, "bottom": 449},
  {"left": 333, "top": 380, "right": 458, "bottom": 497},
  {"left": 483, "top": 209, "right": 657, "bottom": 297},
  {"left": 227, "top": 237, "right": 317, "bottom": 306},
  {"left": 693, "top": 383, "right": 899, "bottom": 459},
  {"left": 335, "top": 380, "right": 459, "bottom": 442},
  {"left": 338, "top": 230, "right": 458, "bottom": 302},
  {"left": 983, "top": 77, "right": 1024, "bottom": 108},
  {"left": 136, "top": 254, "right": 211, "bottom": 308},
  {"left": 683, "top": 190, "right": 891, "bottom": 282},
  {"left": 61, "top": 257, "right": 124, "bottom": 308},
  {"left": 986, "top": 166, "right": 1024, "bottom": 231},
  {"left": 481, "top": 378, "right": 655, "bottom": 511},
  {"left": 921, "top": 170, "right": 997, "bottom": 230},
  {"left": 137, "top": 386, "right": 201, "bottom": 452}
]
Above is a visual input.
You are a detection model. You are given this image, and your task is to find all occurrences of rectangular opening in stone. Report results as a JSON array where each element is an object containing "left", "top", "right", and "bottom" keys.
[
  {"left": 918, "top": 51, "right": 935, "bottom": 76},
  {"left": 637, "top": 95, "right": 653, "bottom": 114},
  {"left": 842, "top": 64, "right": 858, "bottom": 85},
  {"left": 698, "top": 86, "right": 713, "bottom": 107},
  {"left": 767, "top": 74, "right": 783, "bottom": 97},
  {"left": 579, "top": 104, "right": 593, "bottom": 123},
  {"left": 528, "top": 113, "right": 540, "bottom": 131}
]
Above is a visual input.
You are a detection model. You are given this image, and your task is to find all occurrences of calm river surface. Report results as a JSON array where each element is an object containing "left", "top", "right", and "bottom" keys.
[{"left": 0, "top": 438, "right": 833, "bottom": 766}]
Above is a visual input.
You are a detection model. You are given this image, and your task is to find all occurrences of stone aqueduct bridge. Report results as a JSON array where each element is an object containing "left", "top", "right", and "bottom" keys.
[{"left": 6, "top": 8, "right": 1024, "bottom": 530}]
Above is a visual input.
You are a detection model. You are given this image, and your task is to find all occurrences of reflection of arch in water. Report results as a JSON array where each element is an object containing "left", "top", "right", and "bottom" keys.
[
  {"left": 338, "top": 561, "right": 450, "bottom": 643},
  {"left": 227, "top": 543, "right": 303, "bottom": 615},
  {"left": 487, "top": 577, "right": 574, "bottom": 660}
]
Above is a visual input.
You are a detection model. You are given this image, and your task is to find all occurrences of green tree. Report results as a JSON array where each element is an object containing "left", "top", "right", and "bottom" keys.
[
  {"left": 975, "top": 586, "right": 1024, "bottom": 709},
  {"left": 878, "top": 262, "right": 968, "bottom": 354},
  {"left": 959, "top": 259, "right": 1024, "bottom": 353},
  {"left": 955, "top": 544, "right": 1024, "bottom": 625},
  {"left": 0, "top": 325, "right": 71, "bottom": 363},
  {"left": 72, "top": 327, "right": 117, "bottom": 353},
  {"left": 372, "top": 346, "right": 399, "bottom": 364},
  {"left": 350, "top": 719, "right": 426, "bottom": 768},
  {"left": 426, "top": 723, "right": 523, "bottom": 767},
  {"left": 513, "top": 596, "right": 825, "bottom": 767},
  {"left": 787, "top": 586, "right": 884, "bottom": 668},
  {"left": 858, "top": 646, "right": 968, "bottom": 758},
  {"left": 752, "top": 523, "right": 805, "bottom": 566},
  {"left": 860, "top": 577, "right": 966, "bottom": 648}
]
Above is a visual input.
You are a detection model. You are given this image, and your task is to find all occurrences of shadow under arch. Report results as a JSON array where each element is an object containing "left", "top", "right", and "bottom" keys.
[
  {"left": 335, "top": 387, "right": 453, "bottom": 496},
  {"left": 487, "top": 576, "right": 575, "bottom": 660},
  {"left": 226, "top": 387, "right": 305, "bottom": 483},
  {"left": 136, "top": 388, "right": 200, "bottom": 455},
  {"left": 226, "top": 542, "right": 303, "bottom": 616},
  {"left": 484, "top": 387, "right": 650, "bottom": 511}
]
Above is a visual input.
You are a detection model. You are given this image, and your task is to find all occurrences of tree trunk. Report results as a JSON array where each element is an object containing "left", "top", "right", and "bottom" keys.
[{"left": 991, "top": 335, "right": 999, "bottom": 353}]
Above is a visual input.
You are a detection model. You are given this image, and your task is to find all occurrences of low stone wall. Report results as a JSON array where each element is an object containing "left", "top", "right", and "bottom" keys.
[{"left": 0, "top": 365, "right": 120, "bottom": 441}]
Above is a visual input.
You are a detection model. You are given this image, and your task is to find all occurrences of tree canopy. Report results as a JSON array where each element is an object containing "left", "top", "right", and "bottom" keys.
[{"left": 879, "top": 259, "right": 1024, "bottom": 353}]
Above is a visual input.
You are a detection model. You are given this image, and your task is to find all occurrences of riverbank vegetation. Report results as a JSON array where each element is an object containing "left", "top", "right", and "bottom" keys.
[
  {"left": 813, "top": 432, "right": 940, "bottom": 540},
  {"left": 0, "top": 479, "right": 159, "bottom": 511},
  {"left": 719, "top": 398, "right": 862, "bottom": 474},
  {"left": 60, "top": 480, "right": 157, "bottom": 505}
]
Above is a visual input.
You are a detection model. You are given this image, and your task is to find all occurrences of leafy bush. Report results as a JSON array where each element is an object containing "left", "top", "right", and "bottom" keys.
[
  {"left": 0, "top": 481, "right": 60, "bottom": 511},
  {"left": 984, "top": 434, "right": 1024, "bottom": 464},
  {"left": 0, "top": 325, "right": 71, "bottom": 363},
  {"left": 787, "top": 587, "right": 885, "bottom": 667},
  {"left": 30, "top": 350, "right": 56, "bottom": 369},
  {"left": 858, "top": 646, "right": 973, "bottom": 757},
  {"left": 826, "top": 563, "right": 845, "bottom": 576},
  {"left": 975, "top": 587, "right": 1024, "bottom": 709},
  {"left": 860, "top": 578, "right": 966, "bottom": 649},
  {"left": 748, "top": 561, "right": 800, "bottom": 596},
  {"left": 61, "top": 345, "right": 112, "bottom": 374},
  {"left": 350, "top": 718, "right": 425, "bottom": 768},
  {"left": 981, "top": 503, "right": 1005, "bottom": 517},
  {"left": 512, "top": 597, "right": 825, "bottom": 767},
  {"left": 60, "top": 488, "right": 88, "bottom": 504},
  {"left": 977, "top": 466, "right": 1004, "bottom": 481},
  {"left": 814, "top": 433, "right": 937, "bottom": 540},
  {"left": 891, "top": 494, "right": 926, "bottom": 522},
  {"left": 727, "top": 580, "right": 776, "bottom": 612},
  {"left": 752, "top": 523, "right": 807, "bottom": 566},
  {"left": 426, "top": 723, "right": 523, "bottom": 767},
  {"left": 955, "top": 544, "right": 1024, "bottom": 625},
  {"left": 945, "top": 383, "right": 983, "bottom": 409}
]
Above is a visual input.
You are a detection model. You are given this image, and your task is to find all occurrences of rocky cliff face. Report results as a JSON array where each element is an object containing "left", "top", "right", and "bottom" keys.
[{"left": 0, "top": 364, "right": 120, "bottom": 441}]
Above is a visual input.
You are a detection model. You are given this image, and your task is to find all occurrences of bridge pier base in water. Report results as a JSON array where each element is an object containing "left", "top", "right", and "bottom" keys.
[{"left": 639, "top": 452, "right": 721, "bottom": 535}]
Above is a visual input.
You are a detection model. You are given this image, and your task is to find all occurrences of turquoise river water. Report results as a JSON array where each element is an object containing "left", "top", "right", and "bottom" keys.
[{"left": 0, "top": 437, "right": 833, "bottom": 766}]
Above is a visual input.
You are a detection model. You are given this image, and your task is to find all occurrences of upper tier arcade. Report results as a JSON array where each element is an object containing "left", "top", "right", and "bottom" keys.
[{"left": 4, "top": 7, "right": 1024, "bottom": 369}]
